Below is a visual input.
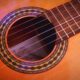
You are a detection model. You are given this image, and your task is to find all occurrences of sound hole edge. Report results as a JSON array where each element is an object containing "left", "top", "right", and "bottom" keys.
[{"left": 6, "top": 16, "right": 57, "bottom": 62}]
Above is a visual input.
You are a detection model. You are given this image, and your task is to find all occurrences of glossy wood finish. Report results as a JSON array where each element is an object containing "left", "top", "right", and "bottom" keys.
[{"left": 0, "top": 0, "right": 80, "bottom": 80}]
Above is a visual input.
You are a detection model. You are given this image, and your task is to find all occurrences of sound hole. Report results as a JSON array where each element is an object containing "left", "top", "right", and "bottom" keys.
[{"left": 7, "top": 16, "right": 57, "bottom": 61}]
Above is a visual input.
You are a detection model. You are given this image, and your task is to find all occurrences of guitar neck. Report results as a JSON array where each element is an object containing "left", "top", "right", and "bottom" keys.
[{"left": 45, "top": 0, "right": 80, "bottom": 42}]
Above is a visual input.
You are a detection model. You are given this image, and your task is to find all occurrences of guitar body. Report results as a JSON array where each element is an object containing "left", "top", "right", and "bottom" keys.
[{"left": 0, "top": 0, "right": 80, "bottom": 80}]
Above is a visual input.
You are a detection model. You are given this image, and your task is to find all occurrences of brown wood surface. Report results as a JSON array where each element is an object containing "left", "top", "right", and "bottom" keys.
[{"left": 0, "top": 0, "right": 80, "bottom": 80}]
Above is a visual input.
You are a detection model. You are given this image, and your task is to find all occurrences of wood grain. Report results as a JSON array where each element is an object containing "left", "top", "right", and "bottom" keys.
[{"left": 0, "top": 0, "right": 80, "bottom": 80}]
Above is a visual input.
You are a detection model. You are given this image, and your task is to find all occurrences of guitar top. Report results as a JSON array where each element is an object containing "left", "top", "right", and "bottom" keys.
[{"left": 0, "top": 0, "right": 80, "bottom": 80}]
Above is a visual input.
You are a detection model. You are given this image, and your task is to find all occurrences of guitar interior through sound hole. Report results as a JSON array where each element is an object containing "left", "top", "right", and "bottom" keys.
[{"left": 6, "top": 16, "right": 57, "bottom": 62}]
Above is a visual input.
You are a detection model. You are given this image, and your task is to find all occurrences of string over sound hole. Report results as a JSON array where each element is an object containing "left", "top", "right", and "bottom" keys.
[{"left": 7, "top": 16, "right": 57, "bottom": 61}]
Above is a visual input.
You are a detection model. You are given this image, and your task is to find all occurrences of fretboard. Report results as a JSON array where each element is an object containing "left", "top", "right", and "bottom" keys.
[{"left": 45, "top": 0, "right": 80, "bottom": 42}]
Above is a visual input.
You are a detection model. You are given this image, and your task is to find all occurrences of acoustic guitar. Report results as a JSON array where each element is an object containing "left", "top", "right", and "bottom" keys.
[{"left": 0, "top": 0, "right": 80, "bottom": 80}]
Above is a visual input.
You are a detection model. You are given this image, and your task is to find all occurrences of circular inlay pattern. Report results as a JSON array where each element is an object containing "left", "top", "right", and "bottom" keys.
[{"left": 0, "top": 7, "right": 68, "bottom": 73}]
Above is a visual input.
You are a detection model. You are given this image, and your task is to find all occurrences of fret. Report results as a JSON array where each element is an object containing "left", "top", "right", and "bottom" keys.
[
  {"left": 74, "top": 16, "right": 80, "bottom": 23},
  {"left": 68, "top": 18, "right": 80, "bottom": 26},
  {"left": 55, "top": 25, "right": 68, "bottom": 41},
  {"left": 77, "top": 21, "right": 80, "bottom": 33},
  {"left": 70, "top": 1, "right": 80, "bottom": 16},
  {"left": 76, "top": 22, "right": 80, "bottom": 28},
  {"left": 57, "top": 5, "right": 72, "bottom": 21},
  {"left": 65, "top": 2, "right": 78, "bottom": 17},
  {"left": 57, "top": 26, "right": 68, "bottom": 40},
  {"left": 64, "top": 4, "right": 80, "bottom": 34},
  {"left": 67, "top": 18, "right": 80, "bottom": 34},
  {"left": 62, "top": 23, "right": 74, "bottom": 37},
  {"left": 55, "top": 33, "right": 62, "bottom": 43},
  {"left": 57, "top": 4, "right": 79, "bottom": 32},
  {"left": 71, "top": 22, "right": 80, "bottom": 34},
  {"left": 49, "top": 10, "right": 63, "bottom": 27},
  {"left": 49, "top": 10, "right": 67, "bottom": 40},
  {"left": 43, "top": 12, "right": 52, "bottom": 23},
  {"left": 45, "top": 11, "right": 59, "bottom": 26},
  {"left": 56, "top": 7, "right": 75, "bottom": 36},
  {"left": 56, "top": 30, "right": 63, "bottom": 41},
  {"left": 66, "top": 20, "right": 79, "bottom": 33},
  {"left": 43, "top": 10, "right": 66, "bottom": 41},
  {"left": 71, "top": 0, "right": 80, "bottom": 30},
  {"left": 75, "top": 16, "right": 80, "bottom": 29},
  {"left": 69, "top": 1, "right": 80, "bottom": 29},
  {"left": 44, "top": 0, "right": 80, "bottom": 41},
  {"left": 71, "top": 0, "right": 80, "bottom": 14},
  {"left": 50, "top": 9, "right": 69, "bottom": 39},
  {"left": 66, "top": 16, "right": 80, "bottom": 34},
  {"left": 51, "top": 8, "right": 65, "bottom": 23}
]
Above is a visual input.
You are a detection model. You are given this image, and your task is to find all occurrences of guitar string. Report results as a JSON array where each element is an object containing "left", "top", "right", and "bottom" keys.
[
  {"left": 10, "top": 20, "right": 80, "bottom": 51},
  {"left": 9, "top": 23, "right": 51, "bottom": 42},
  {"left": 20, "top": 0, "right": 80, "bottom": 57},
  {"left": 0, "top": 20, "right": 37, "bottom": 71},
  {"left": 10, "top": 15, "right": 44, "bottom": 30},
  {"left": 9, "top": 20, "right": 80, "bottom": 58},
  {"left": 9, "top": 18, "right": 47, "bottom": 37},
  {"left": 8, "top": 21, "right": 80, "bottom": 57},
  {"left": 0, "top": 0, "right": 79, "bottom": 72},
  {"left": 0, "top": 24, "right": 78, "bottom": 74},
  {"left": 8, "top": 1, "right": 80, "bottom": 38},
  {"left": 8, "top": 15, "right": 80, "bottom": 47},
  {"left": 8, "top": 12, "right": 80, "bottom": 37},
  {"left": 0, "top": 2, "right": 80, "bottom": 71},
  {"left": 0, "top": 19, "right": 79, "bottom": 75},
  {"left": 8, "top": 15, "right": 80, "bottom": 42},
  {"left": 19, "top": 25, "right": 80, "bottom": 58}
]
